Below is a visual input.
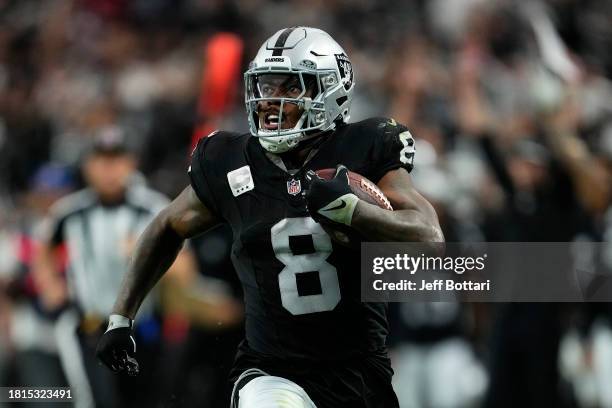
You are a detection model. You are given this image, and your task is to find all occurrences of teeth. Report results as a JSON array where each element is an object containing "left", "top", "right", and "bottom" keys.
[
  {"left": 264, "top": 113, "right": 283, "bottom": 128},
  {"left": 266, "top": 113, "right": 282, "bottom": 127}
]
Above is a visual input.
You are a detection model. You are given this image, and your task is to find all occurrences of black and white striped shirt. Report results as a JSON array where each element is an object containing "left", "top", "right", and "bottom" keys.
[{"left": 44, "top": 182, "right": 169, "bottom": 316}]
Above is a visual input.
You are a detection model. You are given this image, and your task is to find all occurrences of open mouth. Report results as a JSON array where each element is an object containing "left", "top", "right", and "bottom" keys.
[{"left": 262, "top": 112, "right": 284, "bottom": 130}]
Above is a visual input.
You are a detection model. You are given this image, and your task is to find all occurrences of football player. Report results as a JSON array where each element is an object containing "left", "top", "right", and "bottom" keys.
[{"left": 97, "top": 27, "right": 444, "bottom": 408}]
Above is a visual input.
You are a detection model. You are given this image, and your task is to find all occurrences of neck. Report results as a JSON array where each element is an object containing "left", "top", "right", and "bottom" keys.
[
  {"left": 98, "top": 191, "right": 127, "bottom": 207},
  {"left": 279, "top": 146, "right": 311, "bottom": 170},
  {"left": 279, "top": 132, "right": 329, "bottom": 169}
]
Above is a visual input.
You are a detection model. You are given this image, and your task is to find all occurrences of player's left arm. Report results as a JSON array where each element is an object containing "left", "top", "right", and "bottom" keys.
[
  {"left": 305, "top": 118, "right": 444, "bottom": 244},
  {"left": 351, "top": 167, "right": 444, "bottom": 243}
]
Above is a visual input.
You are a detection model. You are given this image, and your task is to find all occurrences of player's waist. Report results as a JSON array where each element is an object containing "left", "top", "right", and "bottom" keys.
[
  {"left": 230, "top": 339, "right": 395, "bottom": 402},
  {"left": 239, "top": 339, "right": 390, "bottom": 369}
]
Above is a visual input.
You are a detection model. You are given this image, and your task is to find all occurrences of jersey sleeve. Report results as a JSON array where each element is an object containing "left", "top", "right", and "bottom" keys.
[
  {"left": 38, "top": 214, "right": 65, "bottom": 247},
  {"left": 369, "top": 118, "right": 415, "bottom": 183},
  {"left": 188, "top": 136, "right": 222, "bottom": 218},
  {"left": 38, "top": 191, "right": 93, "bottom": 246}
]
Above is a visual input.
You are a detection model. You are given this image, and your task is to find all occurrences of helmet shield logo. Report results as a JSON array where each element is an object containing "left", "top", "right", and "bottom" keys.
[{"left": 335, "top": 53, "right": 353, "bottom": 90}]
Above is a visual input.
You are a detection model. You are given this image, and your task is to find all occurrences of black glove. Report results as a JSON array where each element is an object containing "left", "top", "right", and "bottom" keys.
[
  {"left": 95, "top": 314, "right": 139, "bottom": 376},
  {"left": 305, "top": 165, "right": 359, "bottom": 226}
]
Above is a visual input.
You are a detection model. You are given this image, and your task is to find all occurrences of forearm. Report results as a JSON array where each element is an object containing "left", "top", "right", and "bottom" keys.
[
  {"left": 113, "top": 210, "right": 184, "bottom": 319},
  {"left": 478, "top": 133, "right": 516, "bottom": 197},
  {"left": 546, "top": 130, "right": 610, "bottom": 213},
  {"left": 351, "top": 201, "right": 444, "bottom": 243}
]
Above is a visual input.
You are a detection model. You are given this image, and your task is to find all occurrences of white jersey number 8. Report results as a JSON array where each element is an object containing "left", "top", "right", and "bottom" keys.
[
  {"left": 271, "top": 217, "right": 340, "bottom": 315},
  {"left": 399, "top": 130, "right": 415, "bottom": 165}
]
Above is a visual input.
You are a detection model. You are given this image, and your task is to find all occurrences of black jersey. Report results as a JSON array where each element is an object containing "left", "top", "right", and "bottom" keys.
[{"left": 189, "top": 118, "right": 414, "bottom": 363}]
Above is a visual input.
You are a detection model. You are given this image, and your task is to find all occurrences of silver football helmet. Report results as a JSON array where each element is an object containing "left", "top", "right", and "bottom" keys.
[{"left": 245, "top": 27, "right": 355, "bottom": 153}]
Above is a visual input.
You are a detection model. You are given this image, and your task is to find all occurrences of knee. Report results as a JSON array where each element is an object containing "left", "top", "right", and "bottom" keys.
[{"left": 238, "top": 375, "right": 316, "bottom": 408}]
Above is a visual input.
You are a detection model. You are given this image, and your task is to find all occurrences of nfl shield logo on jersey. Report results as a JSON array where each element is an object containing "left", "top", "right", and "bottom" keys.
[{"left": 287, "top": 178, "right": 302, "bottom": 196}]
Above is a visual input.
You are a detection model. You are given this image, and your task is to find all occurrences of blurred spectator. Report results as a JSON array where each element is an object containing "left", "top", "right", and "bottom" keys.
[
  {"left": 390, "top": 302, "right": 488, "bottom": 408},
  {"left": 33, "top": 128, "right": 175, "bottom": 407},
  {"left": 0, "top": 164, "right": 75, "bottom": 407}
]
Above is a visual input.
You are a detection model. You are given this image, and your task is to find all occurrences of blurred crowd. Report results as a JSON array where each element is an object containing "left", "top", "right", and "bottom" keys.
[{"left": 1, "top": 0, "right": 612, "bottom": 407}]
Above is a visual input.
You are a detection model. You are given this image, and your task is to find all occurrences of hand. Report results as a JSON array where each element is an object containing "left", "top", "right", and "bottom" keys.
[
  {"left": 305, "top": 165, "right": 359, "bottom": 226},
  {"left": 95, "top": 314, "right": 139, "bottom": 376},
  {"left": 39, "top": 281, "right": 68, "bottom": 312}
]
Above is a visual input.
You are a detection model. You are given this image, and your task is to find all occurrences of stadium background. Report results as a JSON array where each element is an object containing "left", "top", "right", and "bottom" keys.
[{"left": 1, "top": 0, "right": 611, "bottom": 407}]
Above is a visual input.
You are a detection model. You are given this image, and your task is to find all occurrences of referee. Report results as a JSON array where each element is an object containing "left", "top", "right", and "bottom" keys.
[{"left": 34, "top": 128, "right": 170, "bottom": 408}]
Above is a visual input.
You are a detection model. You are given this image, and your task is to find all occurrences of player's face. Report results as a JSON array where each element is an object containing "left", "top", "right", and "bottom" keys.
[{"left": 256, "top": 74, "right": 313, "bottom": 131}]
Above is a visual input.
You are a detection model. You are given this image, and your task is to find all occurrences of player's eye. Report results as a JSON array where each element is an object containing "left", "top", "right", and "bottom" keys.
[
  {"left": 288, "top": 85, "right": 301, "bottom": 95},
  {"left": 260, "top": 85, "right": 275, "bottom": 97},
  {"left": 283, "top": 82, "right": 302, "bottom": 97}
]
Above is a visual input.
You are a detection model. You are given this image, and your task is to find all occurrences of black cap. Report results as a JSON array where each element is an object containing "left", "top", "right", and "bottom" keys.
[{"left": 90, "top": 126, "right": 130, "bottom": 155}]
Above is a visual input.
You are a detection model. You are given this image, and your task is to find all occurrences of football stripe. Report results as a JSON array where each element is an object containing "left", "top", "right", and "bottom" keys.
[{"left": 272, "top": 27, "right": 297, "bottom": 56}]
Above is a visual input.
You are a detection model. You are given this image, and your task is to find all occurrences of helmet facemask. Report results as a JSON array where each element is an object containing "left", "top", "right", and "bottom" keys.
[{"left": 245, "top": 69, "right": 343, "bottom": 153}]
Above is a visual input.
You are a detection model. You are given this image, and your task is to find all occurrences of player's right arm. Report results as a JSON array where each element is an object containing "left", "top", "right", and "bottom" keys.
[
  {"left": 112, "top": 185, "right": 219, "bottom": 319},
  {"left": 97, "top": 185, "right": 219, "bottom": 375}
]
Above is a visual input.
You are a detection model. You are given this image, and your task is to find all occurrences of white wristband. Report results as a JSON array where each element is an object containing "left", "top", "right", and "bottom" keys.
[{"left": 107, "top": 314, "right": 133, "bottom": 331}]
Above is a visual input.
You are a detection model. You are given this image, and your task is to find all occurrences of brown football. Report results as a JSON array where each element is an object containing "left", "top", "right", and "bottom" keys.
[
  {"left": 314, "top": 168, "right": 393, "bottom": 211},
  {"left": 314, "top": 168, "right": 393, "bottom": 246}
]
